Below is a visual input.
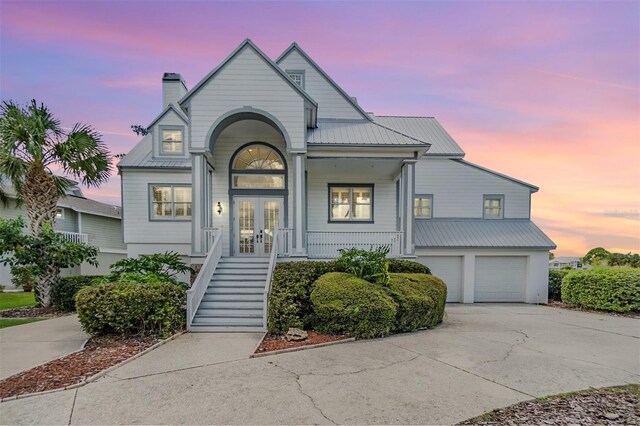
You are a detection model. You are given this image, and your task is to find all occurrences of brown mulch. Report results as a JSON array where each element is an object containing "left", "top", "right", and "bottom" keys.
[
  {"left": 547, "top": 301, "right": 640, "bottom": 319},
  {"left": 459, "top": 385, "right": 640, "bottom": 425},
  {"left": 0, "top": 306, "right": 68, "bottom": 319},
  {"left": 255, "top": 331, "right": 349, "bottom": 354},
  {"left": 0, "top": 335, "right": 159, "bottom": 399}
]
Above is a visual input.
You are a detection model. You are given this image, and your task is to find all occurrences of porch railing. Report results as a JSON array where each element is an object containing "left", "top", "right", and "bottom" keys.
[
  {"left": 203, "top": 227, "right": 221, "bottom": 252},
  {"left": 306, "top": 231, "right": 404, "bottom": 259},
  {"left": 263, "top": 227, "right": 280, "bottom": 330},
  {"left": 187, "top": 227, "right": 222, "bottom": 329},
  {"left": 57, "top": 231, "right": 89, "bottom": 244},
  {"left": 276, "top": 228, "right": 293, "bottom": 257}
]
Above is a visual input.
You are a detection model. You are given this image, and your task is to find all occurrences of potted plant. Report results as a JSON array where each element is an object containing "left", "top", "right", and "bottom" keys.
[{"left": 11, "top": 265, "right": 37, "bottom": 292}]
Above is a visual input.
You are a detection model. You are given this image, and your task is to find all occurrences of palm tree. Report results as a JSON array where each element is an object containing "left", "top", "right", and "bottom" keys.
[{"left": 0, "top": 100, "right": 111, "bottom": 305}]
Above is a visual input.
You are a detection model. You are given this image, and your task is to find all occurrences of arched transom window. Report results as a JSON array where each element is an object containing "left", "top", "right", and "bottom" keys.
[{"left": 231, "top": 144, "right": 286, "bottom": 189}]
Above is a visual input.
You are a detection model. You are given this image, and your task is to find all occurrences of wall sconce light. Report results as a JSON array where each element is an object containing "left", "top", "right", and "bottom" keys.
[{"left": 216, "top": 202, "right": 223, "bottom": 215}]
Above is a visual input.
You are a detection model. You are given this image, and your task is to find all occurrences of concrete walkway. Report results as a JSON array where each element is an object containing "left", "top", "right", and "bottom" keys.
[
  {"left": 1, "top": 304, "right": 638, "bottom": 425},
  {"left": 0, "top": 315, "right": 88, "bottom": 380}
]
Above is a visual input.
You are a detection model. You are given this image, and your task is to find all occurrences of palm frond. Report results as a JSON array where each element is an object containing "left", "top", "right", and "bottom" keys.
[{"left": 49, "top": 174, "right": 74, "bottom": 197}]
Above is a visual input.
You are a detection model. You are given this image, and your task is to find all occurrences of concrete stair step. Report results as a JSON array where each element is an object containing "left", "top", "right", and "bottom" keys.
[
  {"left": 199, "top": 301, "right": 263, "bottom": 310},
  {"left": 202, "top": 293, "right": 263, "bottom": 302},
  {"left": 195, "top": 309, "right": 263, "bottom": 318},
  {"left": 213, "top": 274, "right": 267, "bottom": 281},
  {"left": 209, "top": 280, "right": 266, "bottom": 288},
  {"left": 206, "top": 287, "right": 264, "bottom": 295},
  {"left": 189, "top": 324, "right": 264, "bottom": 333},
  {"left": 192, "top": 316, "right": 263, "bottom": 326}
]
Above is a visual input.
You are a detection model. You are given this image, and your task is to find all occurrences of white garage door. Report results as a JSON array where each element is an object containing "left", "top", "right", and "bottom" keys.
[
  {"left": 474, "top": 256, "right": 526, "bottom": 302},
  {"left": 419, "top": 256, "right": 463, "bottom": 303}
]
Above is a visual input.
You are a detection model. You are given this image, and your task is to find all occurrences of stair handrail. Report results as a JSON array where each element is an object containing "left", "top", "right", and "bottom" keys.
[
  {"left": 262, "top": 226, "right": 280, "bottom": 329},
  {"left": 187, "top": 227, "right": 223, "bottom": 330}
]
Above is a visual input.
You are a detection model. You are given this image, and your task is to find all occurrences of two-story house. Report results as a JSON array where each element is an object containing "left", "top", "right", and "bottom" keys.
[{"left": 118, "top": 39, "right": 555, "bottom": 331}]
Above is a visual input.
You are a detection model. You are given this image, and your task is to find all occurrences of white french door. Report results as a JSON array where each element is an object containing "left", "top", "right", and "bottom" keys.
[{"left": 233, "top": 196, "right": 284, "bottom": 256}]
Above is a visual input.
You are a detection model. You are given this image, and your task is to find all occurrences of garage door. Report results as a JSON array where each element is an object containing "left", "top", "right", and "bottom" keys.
[
  {"left": 474, "top": 256, "right": 526, "bottom": 302},
  {"left": 419, "top": 256, "right": 463, "bottom": 302}
]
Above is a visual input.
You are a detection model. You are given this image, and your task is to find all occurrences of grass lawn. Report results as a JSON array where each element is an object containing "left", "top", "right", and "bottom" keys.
[
  {"left": 0, "top": 292, "right": 37, "bottom": 310},
  {"left": 0, "top": 318, "right": 46, "bottom": 329}
]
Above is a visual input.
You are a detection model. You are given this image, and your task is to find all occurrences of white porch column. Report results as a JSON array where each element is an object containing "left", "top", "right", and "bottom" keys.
[
  {"left": 191, "top": 153, "right": 209, "bottom": 256},
  {"left": 401, "top": 160, "right": 416, "bottom": 255},
  {"left": 293, "top": 153, "right": 306, "bottom": 256}
]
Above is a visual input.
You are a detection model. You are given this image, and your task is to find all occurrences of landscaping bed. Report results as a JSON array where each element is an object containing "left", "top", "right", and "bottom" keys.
[
  {"left": 254, "top": 331, "right": 349, "bottom": 354},
  {"left": 548, "top": 301, "right": 640, "bottom": 319},
  {"left": 459, "top": 384, "right": 639, "bottom": 425},
  {"left": 0, "top": 305, "right": 68, "bottom": 319},
  {"left": 0, "top": 335, "right": 159, "bottom": 399}
]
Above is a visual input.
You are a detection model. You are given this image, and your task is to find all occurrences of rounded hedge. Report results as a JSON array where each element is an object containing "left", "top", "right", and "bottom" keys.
[
  {"left": 385, "top": 273, "right": 447, "bottom": 332},
  {"left": 561, "top": 268, "right": 640, "bottom": 312},
  {"left": 52, "top": 275, "right": 101, "bottom": 312},
  {"left": 548, "top": 269, "right": 570, "bottom": 301},
  {"left": 388, "top": 259, "right": 431, "bottom": 275},
  {"left": 311, "top": 272, "right": 397, "bottom": 338},
  {"left": 76, "top": 281, "right": 186, "bottom": 337}
]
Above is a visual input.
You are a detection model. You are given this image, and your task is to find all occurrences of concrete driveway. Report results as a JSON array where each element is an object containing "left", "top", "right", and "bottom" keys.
[{"left": 1, "top": 304, "right": 638, "bottom": 425}]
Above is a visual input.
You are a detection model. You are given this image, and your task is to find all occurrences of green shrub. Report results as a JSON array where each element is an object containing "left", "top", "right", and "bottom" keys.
[
  {"left": 105, "top": 252, "right": 194, "bottom": 287},
  {"left": 76, "top": 281, "right": 186, "bottom": 337},
  {"left": 385, "top": 273, "right": 447, "bottom": 332},
  {"left": 311, "top": 272, "right": 397, "bottom": 338},
  {"left": 267, "top": 261, "right": 339, "bottom": 334},
  {"left": 561, "top": 268, "right": 640, "bottom": 312},
  {"left": 548, "top": 269, "right": 570, "bottom": 301},
  {"left": 10, "top": 265, "right": 37, "bottom": 291},
  {"left": 51, "top": 275, "right": 101, "bottom": 311},
  {"left": 388, "top": 259, "right": 431, "bottom": 275},
  {"left": 335, "top": 247, "right": 390, "bottom": 285}
]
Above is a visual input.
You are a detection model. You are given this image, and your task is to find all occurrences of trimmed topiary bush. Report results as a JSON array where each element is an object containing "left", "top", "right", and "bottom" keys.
[
  {"left": 267, "top": 261, "right": 338, "bottom": 334},
  {"left": 561, "top": 268, "right": 640, "bottom": 312},
  {"left": 52, "top": 275, "right": 101, "bottom": 311},
  {"left": 385, "top": 273, "right": 447, "bottom": 332},
  {"left": 76, "top": 281, "right": 186, "bottom": 337},
  {"left": 388, "top": 259, "right": 431, "bottom": 275},
  {"left": 311, "top": 272, "right": 397, "bottom": 338},
  {"left": 548, "top": 269, "right": 570, "bottom": 301}
]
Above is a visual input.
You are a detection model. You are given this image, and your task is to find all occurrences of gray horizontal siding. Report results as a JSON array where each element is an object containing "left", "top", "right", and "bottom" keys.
[{"left": 82, "top": 214, "right": 125, "bottom": 250}]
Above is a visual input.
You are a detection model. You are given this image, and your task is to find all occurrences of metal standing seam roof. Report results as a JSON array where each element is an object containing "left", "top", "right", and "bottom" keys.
[
  {"left": 414, "top": 219, "right": 556, "bottom": 249},
  {"left": 117, "top": 134, "right": 191, "bottom": 169},
  {"left": 307, "top": 119, "right": 430, "bottom": 147},
  {"left": 373, "top": 116, "right": 465, "bottom": 156}
]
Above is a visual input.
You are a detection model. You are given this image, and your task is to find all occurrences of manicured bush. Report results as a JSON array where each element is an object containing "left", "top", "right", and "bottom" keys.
[
  {"left": 267, "top": 261, "right": 338, "bottom": 334},
  {"left": 335, "top": 247, "right": 390, "bottom": 285},
  {"left": 548, "top": 269, "right": 570, "bottom": 301},
  {"left": 387, "top": 259, "right": 431, "bottom": 275},
  {"left": 561, "top": 268, "right": 640, "bottom": 312},
  {"left": 76, "top": 281, "right": 186, "bottom": 337},
  {"left": 385, "top": 273, "right": 447, "bottom": 332},
  {"left": 51, "top": 275, "right": 101, "bottom": 311},
  {"left": 311, "top": 272, "right": 397, "bottom": 338}
]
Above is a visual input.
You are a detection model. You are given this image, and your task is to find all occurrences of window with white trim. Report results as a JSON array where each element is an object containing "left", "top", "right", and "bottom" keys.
[
  {"left": 161, "top": 129, "right": 183, "bottom": 154},
  {"left": 414, "top": 195, "right": 433, "bottom": 218},
  {"left": 288, "top": 72, "right": 304, "bottom": 88},
  {"left": 483, "top": 195, "right": 504, "bottom": 219},
  {"left": 151, "top": 185, "right": 192, "bottom": 219},
  {"left": 329, "top": 185, "right": 373, "bottom": 222}
]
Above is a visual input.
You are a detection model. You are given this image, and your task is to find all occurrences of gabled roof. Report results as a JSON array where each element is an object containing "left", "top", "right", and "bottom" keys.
[
  {"left": 373, "top": 116, "right": 465, "bottom": 156},
  {"left": 179, "top": 39, "right": 317, "bottom": 109},
  {"left": 276, "top": 42, "right": 373, "bottom": 122},
  {"left": 415, "top": 219, "right": 556, "bottom": 249},
  {"left": 307, "top": 119, "right": 429, "bottom": 147},
  {"left": 147, "top": 103, "right": 189, "bottom": 129},
  {"left": 117, "top": 134, "right": 191, "bottom": 170},
  {"left": 454, "top": 159, "right": 539, "bottom": 192}
]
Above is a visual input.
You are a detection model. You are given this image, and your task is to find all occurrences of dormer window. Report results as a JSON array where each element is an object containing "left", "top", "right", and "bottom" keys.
[
  {"left": 287, "top": 72, "right": 304, "bottom": 88},
  {"left": 161, "top": 128, "right": 183, "bottom": 155},
  {"left": 483, "top": 195, "right": 504, "bottom": 219}
]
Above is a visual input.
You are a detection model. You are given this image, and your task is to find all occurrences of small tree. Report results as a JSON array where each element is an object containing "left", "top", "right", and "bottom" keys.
[
  {"left": 100, "top": 251, "right": 194, "bottom": 288},
  {"left": 0, "top": 217, "right": 98, "bottom": 306},
  {"left": 582, "top": 247, "right": 611, "bottom": 266}
]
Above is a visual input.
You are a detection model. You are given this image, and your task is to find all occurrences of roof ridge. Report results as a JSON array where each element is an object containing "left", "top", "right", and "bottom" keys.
[
  {"left": 370, "top": 120, "right": 430, "bottom": 145},
  {"left": 375, "top": 115, "right": 435, "bottom": 119}
]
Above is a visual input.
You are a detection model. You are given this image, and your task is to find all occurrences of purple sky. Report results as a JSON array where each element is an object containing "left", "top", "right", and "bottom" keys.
[{"left": 1, "top": 0, "right": 638, "bottom": 256}]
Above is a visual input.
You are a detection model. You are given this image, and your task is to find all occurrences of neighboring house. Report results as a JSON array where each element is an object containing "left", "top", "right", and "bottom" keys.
[
  {"left": 549, "top": 257, "right": 589, "bottom": 270},
  {"left": 119, "top": 39, "right": 555, "bottom": 331},
  {"left": 0, "top": 183, "right": 125, "bottom": 288}
]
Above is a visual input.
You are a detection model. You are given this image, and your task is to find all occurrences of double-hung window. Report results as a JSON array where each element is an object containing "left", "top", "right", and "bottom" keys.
[
  {"left": 483, "top": 195, "right": 504, "bottom": 219},
  {"left": 414, "top": 195, "right": 433, "bottom": 218},
  {"left": 329, "top": 185, "right": 373, "bottom": 222},
  {"left": 160, "top": 128, "right": 183, "bottom": 155},
  {"left": 151, "top": 185, "right": 192, "bottom": 220}
]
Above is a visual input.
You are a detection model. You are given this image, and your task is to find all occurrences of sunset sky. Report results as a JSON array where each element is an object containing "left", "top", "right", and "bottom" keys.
[{"left": 1, "top": 1, "right": 638, "bottom": 256}]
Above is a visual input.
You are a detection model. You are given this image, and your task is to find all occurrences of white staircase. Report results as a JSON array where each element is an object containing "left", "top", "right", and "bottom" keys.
[{"left": 190, "top": 257, "right": 269, "bottom": 332}]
